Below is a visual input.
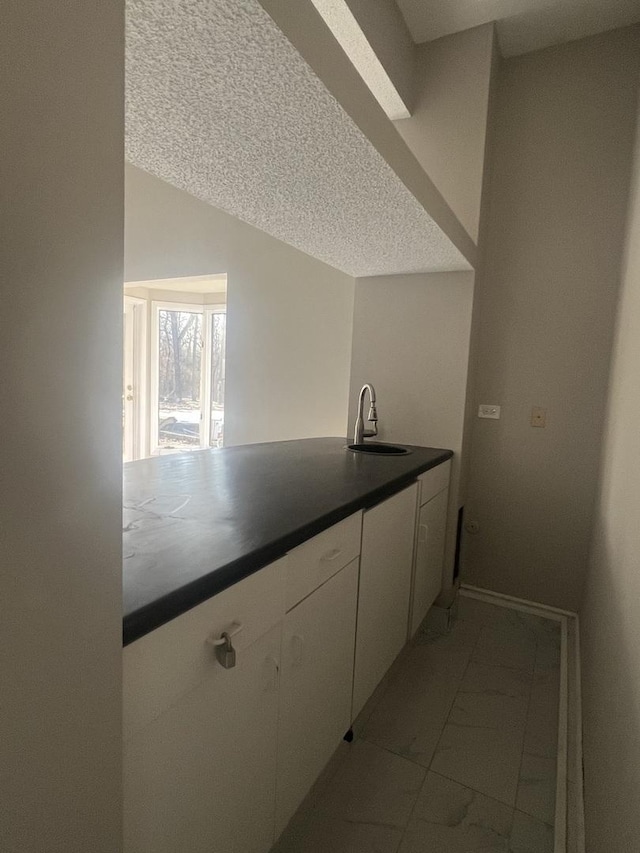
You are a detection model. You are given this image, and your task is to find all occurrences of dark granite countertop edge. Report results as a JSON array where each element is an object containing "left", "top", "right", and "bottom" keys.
[{"left": 123, "top": 447, "right": 453, "bottom": 646}]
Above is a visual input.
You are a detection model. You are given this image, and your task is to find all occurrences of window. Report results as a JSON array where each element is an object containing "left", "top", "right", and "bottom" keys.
[
  {"left": 151, "top": 302, "right": 227, "bottom": 455},
  {"left": 123, "top": 274, "right": 227, "bottom": 461}
]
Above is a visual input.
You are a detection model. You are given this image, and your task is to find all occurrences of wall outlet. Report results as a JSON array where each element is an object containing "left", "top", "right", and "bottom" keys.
[
  {"left": 531, "top": 406, "right": 547, "bottom": 428},
  {"left": 478, "top": 404, "right": 501, "bottom": 419}
]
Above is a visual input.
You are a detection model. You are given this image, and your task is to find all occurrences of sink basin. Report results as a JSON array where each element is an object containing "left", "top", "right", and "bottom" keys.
[{"left": 347, "top": 442, "right": 411, "bottom": 455}]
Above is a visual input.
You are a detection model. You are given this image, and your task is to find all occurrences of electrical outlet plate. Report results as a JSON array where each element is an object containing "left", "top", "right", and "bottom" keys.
[
  {"left": 531, "top": 406, "right": 546, "bottom": 428},
  {"left": 478, "top": 404, "right": 500, "bottom": 419}
]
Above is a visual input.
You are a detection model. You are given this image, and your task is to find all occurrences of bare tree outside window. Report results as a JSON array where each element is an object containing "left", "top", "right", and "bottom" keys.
[{"left": 158, "top": 309, "right": 203, "bottom": 449}]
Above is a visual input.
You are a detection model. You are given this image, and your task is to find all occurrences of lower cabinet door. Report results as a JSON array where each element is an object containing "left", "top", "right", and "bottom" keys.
[
  {"left": 353, "top": 483, "right": 419, "bottom": 719},
  {"left": 410, "top": 488, "right": 448, "bottom": 636},
  {"left": 124, "top": 623, "right": 282, "bottom": 853},
  {"left": 275, "top": 559, "right": 359, "bottom": 838}
]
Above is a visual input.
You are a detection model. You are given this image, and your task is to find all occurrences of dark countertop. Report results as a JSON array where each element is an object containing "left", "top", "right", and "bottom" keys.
[{"left": 123, "top": 437, "right": 453, "bottom": 646}]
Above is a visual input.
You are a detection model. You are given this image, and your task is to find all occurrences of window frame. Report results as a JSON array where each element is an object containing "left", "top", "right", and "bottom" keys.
[{"left": 123, "top": 294, "right": 148, "bottom": 462}]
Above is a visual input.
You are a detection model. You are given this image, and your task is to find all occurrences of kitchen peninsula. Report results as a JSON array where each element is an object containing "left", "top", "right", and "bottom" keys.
[
  {"left": 123, "top": 436, "right": 452, "bottom": 853},
  {"left": 123, "top": 436, "right": 452, "bottom": 645}
]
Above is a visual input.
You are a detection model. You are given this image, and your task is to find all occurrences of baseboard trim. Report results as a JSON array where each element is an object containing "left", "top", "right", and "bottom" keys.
[
  {"left": 460, "top": 583, "right": 577, "bottom": 619},
  {"left": 573, "top": 615, "right": 586, "bottom": 852},
  {"left": 555, "top": 617, "right": 568, "bottom": 853},
  {"left": 459, "top": 584, "right": 583, "bottom": 853}
]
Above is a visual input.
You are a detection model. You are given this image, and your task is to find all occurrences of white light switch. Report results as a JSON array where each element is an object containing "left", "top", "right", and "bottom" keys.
[{"left": 478, "top": 404, "right": 501, "bottom": 419}]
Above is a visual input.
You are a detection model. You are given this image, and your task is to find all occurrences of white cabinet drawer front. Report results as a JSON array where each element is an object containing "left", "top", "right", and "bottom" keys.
[
  {"left": 285, "top": 512, "right": 362, "bottom": 611},
  {"left": 123, "top": 556, "right": 286, "bottom": 740},
  {"left": 418, "top": 459, "right": 451, "bottom": 505},
  {"left": 124, "top": 623, "right": 281, "bottom": 853}
]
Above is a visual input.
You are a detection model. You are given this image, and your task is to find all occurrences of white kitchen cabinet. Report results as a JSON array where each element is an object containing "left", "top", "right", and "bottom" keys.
[
  {"left": 418, "top": 458, "right": 451, "bottom": 506},
  {"left": 275, "top": 558, "right": 359, "bottom": 838},
  {"left": 284, "top": 511, "right": 361, "bottom": 611},
  {"left": 124, "top": 622, "right": 281, "bottom": 853},
  {"left": 408, "top": 461, "right": 451, "bottom": 637},
  {"left": 352, "top": 482, "right": 419, "bottom": 718},
  {"left": 123, "top": 468, "right": 453, "bottom": 851},
  {"left": 123, "top": 557, "right": 285, "bottom": 742},
  {"left": 123, "top": 558, "right": 286, "bottom": 853},
  {"left": 410, "top": 488, "right": 449, "bottom": 636}
]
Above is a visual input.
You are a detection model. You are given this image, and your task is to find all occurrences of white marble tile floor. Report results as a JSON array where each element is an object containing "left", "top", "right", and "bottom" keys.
[{"left": 272, "top": 595, "right": 560, "bottom": 853}]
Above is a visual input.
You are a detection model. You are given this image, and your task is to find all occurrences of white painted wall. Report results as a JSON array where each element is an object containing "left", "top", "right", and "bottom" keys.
[
  {"left": 1, "top": 2, "right": 124, "bottom": 850},
  {"left": 341, "top": 0, "right": 416, "bottom": 112},
  {"left": 461, "top": 26, "right": 640, "bottom": 611},
  {"left": 125, "top": 165, "right": 355, "bottom": 446},
  {"left": 457, "top": 42, "right": 501, "bottom": 515},
  {"left": 394, "top": 24, "right": 496, "bottom": 242},
  {"left": 348, "top": 271, "right": 475, "bottom": 590},
  {"left": 580, "top": 94, "right": 640, "bottom": 852}
]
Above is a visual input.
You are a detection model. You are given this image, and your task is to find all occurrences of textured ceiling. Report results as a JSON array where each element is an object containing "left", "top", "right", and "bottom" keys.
[
  {"left": 125, "top": 0, "right": 469, "bottom": 279},
  {"left": 397, "top": 0, "right": 640, "bottom": 56}
]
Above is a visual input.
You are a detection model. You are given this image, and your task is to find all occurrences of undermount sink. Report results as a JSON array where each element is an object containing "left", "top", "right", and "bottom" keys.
[{"left": 347, "top": 442, "right": 411, "bottom": 456}]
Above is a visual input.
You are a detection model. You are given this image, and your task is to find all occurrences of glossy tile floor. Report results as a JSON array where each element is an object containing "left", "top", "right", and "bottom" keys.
[{"left": 272, "top": 595, "right": 560, "bottom": 853}]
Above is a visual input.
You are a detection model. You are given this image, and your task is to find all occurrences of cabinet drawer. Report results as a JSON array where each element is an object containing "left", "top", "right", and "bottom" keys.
[
  {"left": 123, "top": 556, "right": 286, "bottom": 741},
  {"left": 418, "top": 459, "right": 451, "bottom": 505},
  {"left": 285, "top": 512, "right": 362, "bottom": 611}
]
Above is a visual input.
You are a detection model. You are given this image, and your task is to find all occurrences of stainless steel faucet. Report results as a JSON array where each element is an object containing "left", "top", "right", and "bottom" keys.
[{"left": 353, "top": 383, "right": 378, "bottom": 444}]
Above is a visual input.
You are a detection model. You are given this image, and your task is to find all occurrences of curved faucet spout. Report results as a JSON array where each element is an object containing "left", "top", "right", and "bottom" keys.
[{"left": 354, "top": 383, "right": 378, "bottom": 445}]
